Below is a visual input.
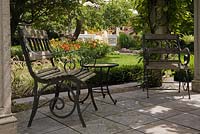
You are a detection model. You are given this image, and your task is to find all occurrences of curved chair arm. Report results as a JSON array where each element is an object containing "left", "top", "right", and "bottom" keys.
[
  {"left": 180, "top": 47, "right": 190, "bottom": 66},
  {"left": 63, "top": 58, "right": 76, "bottom": 72}
]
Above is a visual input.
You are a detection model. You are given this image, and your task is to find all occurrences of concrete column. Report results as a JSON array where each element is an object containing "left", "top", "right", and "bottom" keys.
[
  {"left": 192, "top": 0, "right": 200, "bottom": 92},
  {"left": 0, "top": 0, "right": 17, "bottom": 133}
]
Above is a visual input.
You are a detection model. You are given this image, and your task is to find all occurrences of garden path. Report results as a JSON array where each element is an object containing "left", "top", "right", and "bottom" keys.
[{"left": 16, "top": 82, "right": 200, "bottom": 134}]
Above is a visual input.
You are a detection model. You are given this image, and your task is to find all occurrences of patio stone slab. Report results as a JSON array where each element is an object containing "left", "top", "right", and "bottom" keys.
[
  {"left": 137, "top": 120, "right": 200, "bottom": 134},
  {"left": 45, "top": 127, "right": 80, "bottom": 134},
  {"left": 106, "top": 110, "right": 159, "bottom": 129},
  {"left": 135, "top": 95, "right": 175, "bottom": 105},
  {"left": 189, "top": 108, "right": 200, "bottom": 116},
  {"left": 95, "top": 93, "right": 130, "bottom": 103},
  {"left": 49, "top": 111, "right": 100, "bottom": 127},
  {"left": 166, "top": 113, "right": 200, "bottom": 130},
  {"left": 116, "top": 99, "right": 153, "bottom": 110},
  {"left": 151, "top": 91, "right": 189, "bottom": 100},
  {"left": 38, "top": 106, "right": 101, "bottom": 127},
  {"left": 15, "top": 109, "right": 46, "bottom": 123},
  {"left": 72, "top": 118, "right": 129, "bottom": 134},
  {"left": 114, "top": 129, "right": 143, "bottom": 134},
  {"left": 116, "top": 90, "right": 155, "bottom": 99},
  {"left": 160, "top": 100, "right": 200, "bottom": 112},
  {"left": 136, "top": 105, "right": 183, "bottom": 119},
  {"left": 87, "top": 103, "right": 129, "bottom": 117},
  {"left": 17, "top": 117, "right": 66, "bottom": 134}
]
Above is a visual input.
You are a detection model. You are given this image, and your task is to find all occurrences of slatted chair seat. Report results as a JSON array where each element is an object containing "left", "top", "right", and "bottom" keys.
[
  {"left": 19, "top": 26, "right": 97, "bottom": 128},
  {"left": 145, "top": 61, "right": 182, "bottom": 70},
  {"left": 142, "top": 34, "right": 191, "bottom": 99},
  {"left": 36, "top": 67, "right": 96, "bottom": 83}
]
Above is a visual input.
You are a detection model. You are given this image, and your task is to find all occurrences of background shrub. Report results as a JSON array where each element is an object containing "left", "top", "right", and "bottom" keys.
[
  {"left": 90, "top": 64, "right": 143, "bottom": 86},
  {"left": 180, "top": 35, "right": 194, "bottom": 52},
  {"left": 11, "top": 45, "right": 23, "bottom": 60},
  {"left": 117, "top": 33, "right": 140, "bottom": 49}
]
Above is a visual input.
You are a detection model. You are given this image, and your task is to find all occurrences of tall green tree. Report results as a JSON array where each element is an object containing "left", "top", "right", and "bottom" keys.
[
  {"left": 10, "top": 0, "right": 84, "bottom": 43},
  {"left": 132, "top": 0, "right": 193, "bottom": 34}
]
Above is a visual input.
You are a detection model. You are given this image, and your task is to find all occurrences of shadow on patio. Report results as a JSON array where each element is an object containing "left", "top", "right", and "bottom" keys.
[{"left": 15, "top": 82, "right": 200, "bottom": 134}]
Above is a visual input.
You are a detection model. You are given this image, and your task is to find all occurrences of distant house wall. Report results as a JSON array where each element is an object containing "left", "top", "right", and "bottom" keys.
[{"left": 78, "top": 34, "right": 117, "bottom": 46}]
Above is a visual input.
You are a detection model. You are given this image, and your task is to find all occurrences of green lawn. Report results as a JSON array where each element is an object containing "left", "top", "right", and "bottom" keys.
[
  {"left": 96, "top": 53, "right": 142, "bottom": 66},
  {"left": 96, "top": 53, "right": 194, "bottom": 68}
]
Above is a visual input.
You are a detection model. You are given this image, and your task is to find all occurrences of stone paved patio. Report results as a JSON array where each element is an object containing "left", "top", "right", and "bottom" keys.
[{"left": 15, "top": 83, "right": 200, "bottom": 134}]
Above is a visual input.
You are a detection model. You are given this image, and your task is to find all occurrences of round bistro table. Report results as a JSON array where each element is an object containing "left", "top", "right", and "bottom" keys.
[{"left": 83, "top": 63, "right": 119, "bottom": 104}]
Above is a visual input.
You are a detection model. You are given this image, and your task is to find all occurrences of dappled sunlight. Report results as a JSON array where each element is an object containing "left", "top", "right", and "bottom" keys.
[
  {"left": 145, "top": 124, "right": 178, "bottom": 134},
  {"left": 179, "top": 99, "right": 200, "bottom": 108},
  {"left": 139, "top": 106, "right": 172, "bottom": 114},
  {"left": 143, "top": 123, "right": 192, "bottom": 134}
]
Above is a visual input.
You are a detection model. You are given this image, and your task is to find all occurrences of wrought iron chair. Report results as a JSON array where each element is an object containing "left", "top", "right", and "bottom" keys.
[
  {"left": 142, "top": 34, "right": 191, "bottom": 99},
  {"left": 18, "top": 26, "right": 97, "bottom": 127}
]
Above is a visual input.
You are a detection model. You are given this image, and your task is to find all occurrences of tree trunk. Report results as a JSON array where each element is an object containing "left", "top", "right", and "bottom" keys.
[
  {"left": 71, "top": 18, "right": 83, "bottom": 41},
  {"left": 148, "top": 0, "right": 169, "bottom": 87},
  {"left": 10, "top": 0, "right": 26, "bottom": 45}
]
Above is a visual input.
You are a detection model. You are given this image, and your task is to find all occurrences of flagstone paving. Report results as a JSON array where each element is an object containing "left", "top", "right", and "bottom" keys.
[{"left": 15, "top": 83, "right": 200, "bottom": 134}]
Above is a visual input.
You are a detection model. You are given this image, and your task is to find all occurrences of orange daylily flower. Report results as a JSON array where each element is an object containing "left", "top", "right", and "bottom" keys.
[{"left": 61, "top": 43, "right": 70, "bottom": 51}]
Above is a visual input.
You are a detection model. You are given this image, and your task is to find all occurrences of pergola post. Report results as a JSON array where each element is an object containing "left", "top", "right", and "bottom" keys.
[
  {"left": 192, "top": 0, "right": 200, "bottom": 92},
  {"left": 0, "top": 0, "right": 17, "bottom": 133}
]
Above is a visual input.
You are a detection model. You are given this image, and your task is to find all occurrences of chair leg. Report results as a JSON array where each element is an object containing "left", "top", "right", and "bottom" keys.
[
  {"left": 185, "top": 70, "right": 191, "bottom": 99},
  {"left": 146, "top": 70, "right": 149, "bottom": 98},
  {"left": 88, "top": 85, "right": 98, "bottom": 111},
  {"left": 75, "top": 87, "right": 86, "bottom": 127},
  {"left": 51, "top": 84, "right": 60, "bottom": 110},
  {"left": 143, "top": 68, "right": 146, "bottom": 92},
  {"left": 28, "top": 82, "right": 39, "bottom": 127}
]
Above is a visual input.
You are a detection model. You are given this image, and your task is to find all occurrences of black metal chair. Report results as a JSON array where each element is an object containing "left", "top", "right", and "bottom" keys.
[
  {"left": 18, "top": 26, "right": 97, "bottom": 127},
  {"left": 142, "top": 34, "right": 191, "bottom": 99}
]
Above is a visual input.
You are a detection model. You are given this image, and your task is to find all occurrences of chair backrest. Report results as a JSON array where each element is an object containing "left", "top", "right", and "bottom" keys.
[
  {"left": 143, "top": 34, "right": 181, "bottom": 60},
  {"left": 19, "top": 26, "right": 54, "bottom": 78}
]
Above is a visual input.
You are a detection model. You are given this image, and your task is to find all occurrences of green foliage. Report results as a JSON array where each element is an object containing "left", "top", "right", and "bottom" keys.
[
  {"left": 133, "top": 0, "right": 194, "bottom": 34},
  {"left": 117, "top": 33, "right": 140, "bottom": 49},
  {"left": 102, "top": 1, "right": 133, "bottom": 29},
  {"left": 81, "top": 0, "right": 135, "bottom": 31},
  {"left": 180, "top": 35, "right": 194, "bottom": 52},
  {"left": 11, "top": 60, "right": 34, "bottom": 99},
  {"left": 81, "top": 4, "right": 105, "bottom": 30},
  {"left": 145, "top": 71, "right": 162, "bottom": 87},
  {"left": 79, "top": 40, "right": 111, "bottom": 58},
  {"left": 11, "top": 45, "right": 23, "bottom": 60},
  {"left": 181, "top": 35, "right": 194, "bottom": 45},
  {"left": 167, "top": 0, "right": 194, "bottom": 35}
]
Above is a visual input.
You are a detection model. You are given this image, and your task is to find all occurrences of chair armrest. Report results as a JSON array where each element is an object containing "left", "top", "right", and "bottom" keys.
[
  {"left": 63, "top": 58, "right": 76, "bottom": 72},
  {"left": 79, "top": 55, "right": 97, "bottom": 68},
  {"left": 180, "top": 47, "right": 190, "bottom": 66}
]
